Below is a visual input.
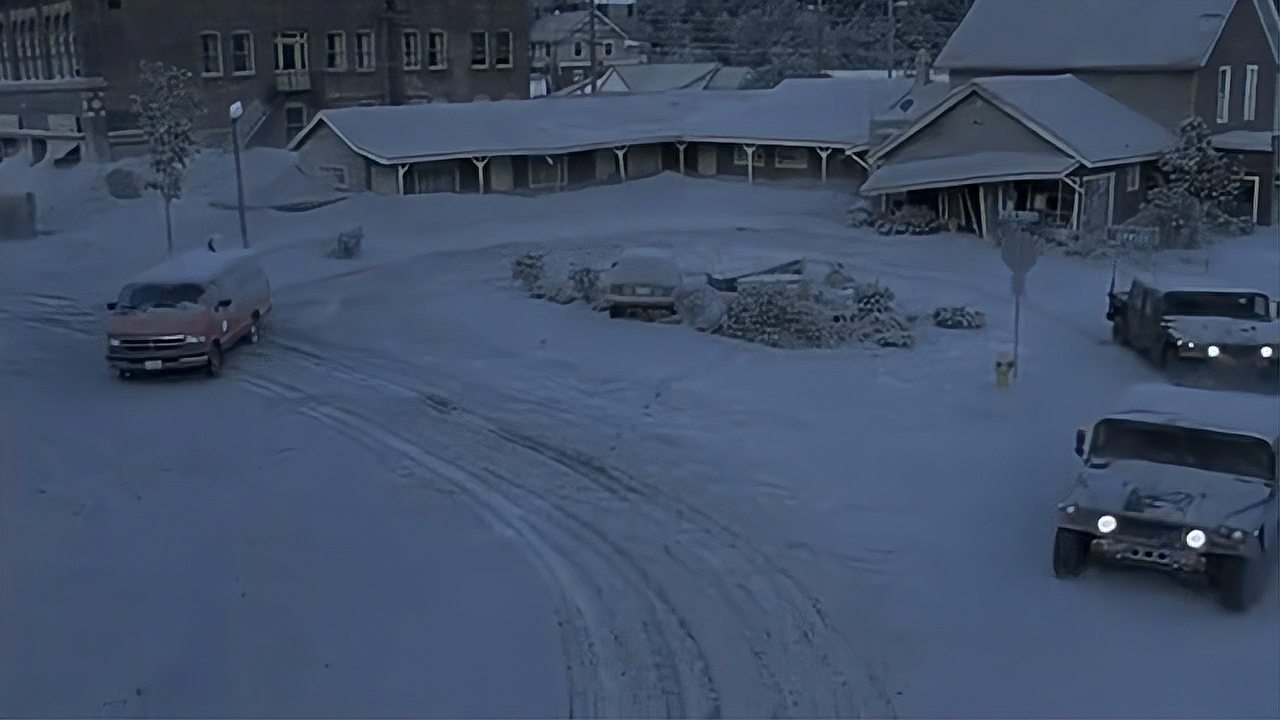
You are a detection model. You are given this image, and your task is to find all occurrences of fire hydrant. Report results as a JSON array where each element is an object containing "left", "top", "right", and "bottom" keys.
[{"left": 995, "top": 352, "right": 1015, "bottom": 387}]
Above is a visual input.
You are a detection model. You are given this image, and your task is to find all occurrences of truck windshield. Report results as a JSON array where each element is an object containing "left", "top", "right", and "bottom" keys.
[
  {"left": 1163, "top": 292, "right": 1270, "bottom": 320},
  {"left": 1090, "top": 419, "right": 1275, "bottom": 482},
  {"left": 118, "top": 283, "right": 206, "bottom": 309}
]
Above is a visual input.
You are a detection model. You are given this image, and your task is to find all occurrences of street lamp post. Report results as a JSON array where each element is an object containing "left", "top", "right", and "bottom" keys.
[{"left": 229, "top": 101, "right": 249, "bottom": 249}]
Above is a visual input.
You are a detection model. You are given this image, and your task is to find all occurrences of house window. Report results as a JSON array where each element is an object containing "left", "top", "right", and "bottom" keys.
[
  {"left": 355, "top": 30, "right": 374, "bottom": 71},
  {"left": 402, "top": 29, "right": 421, "bottom": 69},
  {"left": 63, "top": 12, "right": 79, "bottom": 76},
  {"left": 324, "top": 32, "right": 345, "bottom": 70},
  {"left": 774, "top": 146, "right": 809, "bottom": 169},
  {"left": 573, "top": 41, "right": 584, "bottom": 57},
  {"left": 230, "top": 31, "right": 254, "bottom": 74},
  {"left": 18, "top": 12, "right": 41, "bottom": 80},
  {"left": 284, "top": 103, "right": 307, "bottom": 139},
  {"left": 1216, "top": 65, "right": 1231, "bottom": 123},
  {"left": 107, "top": 0, "right": 122, "bottom": 7},
  {"left": 494, "top": 30, "right": 512, "bottom": 68},
  {"left": 199, "top": 32, "right": 222, "bottom": 76},
  {"left": 532, "top": 41, "right": 547, "bottom": 58},
  {"left": 318, "top": 165, "right": 349, "bottom": 190},
  {"left": 1125, "top": 165, "right": 1141, "bottom": 192},
  {"left": 572, "top": 68, "right": 585, "bottom": 82},
  {"left": 470, "top": 31, "right": 489, "bottom": 67},
  {"left": 1243, "top": 64, "right": 1258, "bottom": 122},
  {"left": 528, "top": 156, "right": 562, "bottom": 188},
  {"left": 603, "top": 40, "right": 614, "bottom": 57},
  {"left": 274, "top": 31, "right": 309, "bottom": 71},
  {"left": 733, "top": 146, "right": 765, "bottom": 167},
  {"left": 427, "top": 30, "right": 446, "bottom": 69},
  {"left": 45, "top": 8, "right": 77, "bottom": 80},
  {"left": 45, "top": 14, "right": 61, "bottom": 78}
]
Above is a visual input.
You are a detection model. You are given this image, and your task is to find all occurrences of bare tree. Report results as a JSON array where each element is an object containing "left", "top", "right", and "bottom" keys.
[{"left": 131, "top": 61, "right": 203, "bottom": 256}]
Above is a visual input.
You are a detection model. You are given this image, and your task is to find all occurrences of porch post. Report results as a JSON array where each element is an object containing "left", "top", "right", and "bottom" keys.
[
  {"left": 397, "top": 164, "right": 409, "bottom": 195},
  {"left": 742, "top": 143, "right": 757, "bottom": 184},
  {"left": 550, "top": 156, "right": 563, "bottom": 192},
  {"left": 470, "top": 155, "right": 490, "bottom": 194},
  {"left": 1063, "top": 176, "right": 1083, "bottom": 231},
  {"left": 675, "top": 141, "right": 687, "bottom": 175},
  {"left": 612, "top": 145, "right": 629, "bottom": 181},
  {"left": 816, "top": 146, "right": 833, "bottom": 184}
]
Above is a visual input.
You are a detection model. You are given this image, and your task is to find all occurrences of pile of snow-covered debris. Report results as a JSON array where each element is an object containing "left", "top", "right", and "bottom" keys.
[{"left": 511, "top": 250, "right": 608, "bottom": 308}]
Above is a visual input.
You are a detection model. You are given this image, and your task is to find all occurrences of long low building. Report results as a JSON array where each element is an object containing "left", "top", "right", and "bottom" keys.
[{"left": 286, "top": 77, "right": 911, "bottom": 195}]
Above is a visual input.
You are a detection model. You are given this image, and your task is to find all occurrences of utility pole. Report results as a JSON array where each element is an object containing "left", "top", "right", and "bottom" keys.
[
  {"left": 588, "top": 2, "right": 598, "bottom": 93},
  {"left": 887, "top": 0, "right": 896, "bottom": 79},
  {"left": 228, "top": 101, "right": 248, "bottom": 249}
]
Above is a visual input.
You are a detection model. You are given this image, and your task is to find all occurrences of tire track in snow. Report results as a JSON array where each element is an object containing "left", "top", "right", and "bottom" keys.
[
  {"left": 235, "top": 361, "right": 724, "bottom": 719},
  {"left": 244, "top": 336, "right": 897, "bottom": 717}
]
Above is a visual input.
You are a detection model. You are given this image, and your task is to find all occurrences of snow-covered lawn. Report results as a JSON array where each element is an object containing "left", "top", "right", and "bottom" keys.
[{"left": 2, "top": 153, "right": 1277, "bottom": 717}]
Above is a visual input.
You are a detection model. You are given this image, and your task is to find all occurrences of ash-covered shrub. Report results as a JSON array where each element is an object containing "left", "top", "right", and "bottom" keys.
[
  {"left": 568, "top": 265, "right": 603, "bottom": 307},
  {"left": 327, "top": 226, "right": 363, "bottom": 259},
  {"left": 512, "top": 251, "right": 546, "bottom": 294},
  {"left": 675, "top": 285, "right": 726, "bottom": 332},
  {"left": 874, "top": 205, "right": 943, "bottom": 236},
  {"left": 933, "top": 306, "right": 987, "bottom": 330},
  {"left": 105, "top": 167, "right": 145, "bottom": 200},
  {"left": 718, "top": 284, "right": 843, "bottom": 349}
]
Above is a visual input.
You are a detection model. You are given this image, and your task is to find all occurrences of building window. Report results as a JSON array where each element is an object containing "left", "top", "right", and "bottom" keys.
[
  {"left": 603, "top": 40, "right": 614, "bottom": 57},
  {"left": 733, "top": 146, "right": 765, "bottom": 167},
  {"left": 274, "top": 31, "right": 309, "bottom": 71},
  {"left": 107, "top": 0, "right": 122, "bottom": 8},
  {"left": 325, "top": 31, "right": 346, "bottom": 70},
  {"left": 402, "top": 29, "right": 421, "bottom": 69},
  {"left": 43, "top": 7, "right": 77, "bottom": 80},
  {"left": 354, "top": 30, "right": 374, "bottom": 71},
  {"left": 0, "top": 17, "right": 9, "bottom": 81},
  {"left": 1216, "top": 65, "right": 1231, "bottom": 123},
  {"left": 470, "top": 31, "right": 489, "bottom": 67},
  {"left": 427, "top": 30, "right": 446, "bottom": 69},
  {"left": 1125, "top": 165, "right": 1141, "bottom": 192},
  {"left": 774, "top": 146, "right": 809, "bottom": 169},
  {"left": 1243, "top": 64, "right": 1258, "bottom": 122},
  {"left": 45, "top": 14, "right": 61, "bottom": 79},
  {"left": 230, "top": 31, "right": 254, "bottom": 74},
  {"left": 19, "top": 12, "right": 41, "bottom": 80},
  {"left": 572, "top": 68, "right": 585, "bottom": 82},
  {"left": 573, "top": 41, "right": 584, "bottom": 57},
  {"left": 318, "top": 165, "right": 349, "bottom": 190},
  {"left": 198, "top": 32, "right": 222, "bottom": 76},
  {"left": 528, "top": 156, "right": 562, "bottom": 188},
  {"left": 494, "top": 30, "right": 513, "bottom": 68},
  {"left": 57, "top": 10, "right": 80, "bottom": 77},
  {"left": 532, "top": 41, "right": 547, "bottom": 58},
  {"left": 284, "top": 103, "right": 307, "bottom": 139}
]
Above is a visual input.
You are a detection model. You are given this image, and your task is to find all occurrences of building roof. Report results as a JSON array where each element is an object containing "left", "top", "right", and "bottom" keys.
[
  {"left": 290, "top": 77, "right": 908, "bottom": 164},
  {"left": 873, "top": 81, "right": 953, "bottom": 126},
  {"left": 705, "top": 66, "right": 756, "bottom": 90},
  {"left": 870, "top": 75, "right": 1174, "bottom": 167},
  {"left": 1106, "top": 383, "right": 1280, "bottom": 442},
  {"left": 1211, "top": 129, "right": 1276, "bottom": 152},
  {"left": 935, "top": 0, "right": 1241, "bottom": 71},
  {"left": 860, "top": 150, "right": 1078, "bottom": 195},
  {"left": 532, "top": 9, "right": 630, "bottom": 44},
  {"left": 608, "top": 62, "right": 722, "bottom": 92}
]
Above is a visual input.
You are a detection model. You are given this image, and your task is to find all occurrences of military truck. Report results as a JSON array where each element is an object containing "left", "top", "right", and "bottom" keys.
[{"left": 1053, "top": 384, "right": 1279, "bottom": 610}]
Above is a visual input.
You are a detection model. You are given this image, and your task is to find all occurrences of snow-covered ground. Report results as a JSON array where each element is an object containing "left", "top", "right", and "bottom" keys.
[{"left": 2, "top": 152, "right": 1277, "bottom": 717}]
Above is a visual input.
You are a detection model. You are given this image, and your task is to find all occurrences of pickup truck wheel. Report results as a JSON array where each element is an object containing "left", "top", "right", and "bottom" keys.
[
  {"left": 1206, "top": 555, "right": 1250, "bottom": 611},
  {"left": 1111, "top": 320, "right": 1129, "bottom": 346},
  {"left": 1157, "top": 342, "right": 1174, "bottom": 369},
  {"left": 1053, "top": 528, "right": 1090, "bottom": 578},
  {"left": 206, "top": 343, "right": 224, "bottom": 377}
]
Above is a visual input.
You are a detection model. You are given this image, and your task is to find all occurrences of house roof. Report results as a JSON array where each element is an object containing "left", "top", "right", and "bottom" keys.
[
  {"left": 289, "top": 77, "right": 907, "bottom": 164},
  {"left": 609, "top": 62, "right": 722, "bottom": 92},
  {"left": 934, "top": 0, "right": 1244, "bottom": 71},
  {"left": 532, "top": 9, "right": 629, "bottom": 44},
  {"left": 860, "top": 151, "right": 1078, "bottom": 195},
  {"left": 705, "top": 66, "right": 756, "bottom": 90},
  {"left": 870, "top": 75, "right": 1174, "bottom": 167},
  {"left": 1211, "top": 129, "right": 1276, "bottom": 152},
  {"left": 1107, "top": 383, "right": 1280, "bottom": 442},
  {"left": 873, "top": 81, "right": 952, "bottom": 126}
]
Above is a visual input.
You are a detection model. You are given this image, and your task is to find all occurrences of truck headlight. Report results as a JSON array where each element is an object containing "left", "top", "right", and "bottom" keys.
[
  {"left": 1185, "top": 528, "right": 1207, "bottom": 549},
  {"left": 1097, "top": 515, "right": 1117, "bottom": 533},
  {"left": 1206, "top": 345, "right": 1220, "bottom": 358},
  {"left": 1262, "top": 346, "right": 1274, "bottom": 359},
  {"left": 109, "top": 338, "right": 121, "bottom": 347},
  {"left": 183, "top": 335, "right": 207, "bottom": 344}
]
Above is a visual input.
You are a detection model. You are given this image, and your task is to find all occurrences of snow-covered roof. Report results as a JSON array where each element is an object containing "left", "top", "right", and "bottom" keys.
[
  {"left": 128, "top": 249, "right": 259, "bottom": 286},
  {"left": 705, "top": 66, "right": 756, "bottom": 90},
  {"left": 860, "top": 151, "right": 1078, "bottom": 195},
  {"left": 290, "top": 77, "right": 904, "bottom": 163},
  {"left": 935, "top": 0, "right": 1240, "bottom": 71},
  {"left": 1105, "top": 383, "right": 1280, "bottom": 442},
  {"left": 873, "top": 81, "right": 952, "bottom": 125},
  {"left": 1211, "top": 129, "right": 1276, "bottom": 152},
  {"left": 869, "top": 75, "right": 1174, "bottom": 167},
  {"left": 609, "top": 63, "right": 721, "bottom": 92}
]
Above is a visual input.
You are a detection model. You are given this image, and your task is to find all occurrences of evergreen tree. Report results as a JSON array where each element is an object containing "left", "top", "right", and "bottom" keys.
[{"left": 1145, "top": 117, "right": 1244, "bottom": 245}]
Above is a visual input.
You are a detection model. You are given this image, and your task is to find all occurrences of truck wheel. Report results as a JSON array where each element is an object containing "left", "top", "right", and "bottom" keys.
[
  {"left": 609, "top": 306, "right": 623, "bottom": 319},
  {"left": 1157, "top": 342, "right": 1175, "bottom": 369},
  {"left": 1053, "top": 528, "right": 1090, "bottom": 578},
  {"left": 1111, "top": 320, "right": 1129, "bottom": 346},
  {"left": 206, "top": 343, "right": 224, "bottom": 377},
  {"left": 1206, "top": 555, "right": 1250, "bottom": 611}
]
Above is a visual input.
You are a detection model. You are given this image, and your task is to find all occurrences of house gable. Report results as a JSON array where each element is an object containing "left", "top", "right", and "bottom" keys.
[
  {"left": 880, "top": 93, "right": 1065, "bottom": 165},
  {"left": 1197, "top": 0, "right": 1278, "bottom": 132}
]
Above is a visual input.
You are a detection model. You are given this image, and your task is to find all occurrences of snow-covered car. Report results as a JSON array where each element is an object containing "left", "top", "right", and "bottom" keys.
[
  {"left": 1053, "top": 384, "right": 1280, "bottom": 610},
  {"left": 706, "top": 258, "right": 853, "bottom": 293},
  {"left": 1107, "top": 278, "right": 1280, "bottom": 379},
  {"left": 602, "top": 248, "right": 683, "bottom": 319}
]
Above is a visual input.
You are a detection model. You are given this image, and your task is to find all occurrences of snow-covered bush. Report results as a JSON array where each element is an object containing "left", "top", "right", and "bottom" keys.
[
  {"left": 717, "top": 284, "right": 844, "bottom": 349},
  {"left": 932, "top": 306, "right": 987, "bottom": 330},
  {"left": 568, "top": 265, "right": 603, "bottom": 307},
  {"left": 848, "top": 205, "right": 874, "bottom": 228},
  {"left": 104, "top": 168, "right": 144, "bottom": 200},
  {"left": 874, "top": 205, "right": 942, "bottom": 236},
  {"left": 675, "top": 285, "right": 726, "bottom": 332},
  {"left": 848, "top": 281, "right": 915, "bottom": 348},
  {"left": 327, "top": 227, "right": 363, "bottom": 259},
  {"left": 511, "top": 251, "right": 546, "bottom": 294}
]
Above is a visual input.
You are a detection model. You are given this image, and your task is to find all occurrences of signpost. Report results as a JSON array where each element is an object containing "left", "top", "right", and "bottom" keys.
[{"left": 1000, "top": 225, "right": 1043, "bottom": 378}]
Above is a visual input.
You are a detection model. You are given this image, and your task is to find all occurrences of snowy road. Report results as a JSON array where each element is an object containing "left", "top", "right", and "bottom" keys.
[{"left": 2, "top": 167, "right": 1277, "bottom": 717}]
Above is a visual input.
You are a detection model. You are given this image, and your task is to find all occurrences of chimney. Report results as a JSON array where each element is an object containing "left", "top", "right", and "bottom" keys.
[{"left": 913, "top": 48, "right": 931, "bottom": 87}]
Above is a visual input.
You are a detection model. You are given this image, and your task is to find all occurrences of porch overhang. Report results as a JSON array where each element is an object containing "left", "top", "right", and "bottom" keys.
[
  {"left": 1210, "top": 130, "right": 1275, "bottom": 153},
  {"left": 860, "top": 151, "right": 1080, "bottom": 195}
]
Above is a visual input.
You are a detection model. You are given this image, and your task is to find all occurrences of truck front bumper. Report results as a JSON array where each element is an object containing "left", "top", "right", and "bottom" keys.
[
  {"left": 1091, "top": 537, "right": 1207, "bottom": 573},
  {"left": 107, "top": 349, "right": 211, "bottom": 372}
]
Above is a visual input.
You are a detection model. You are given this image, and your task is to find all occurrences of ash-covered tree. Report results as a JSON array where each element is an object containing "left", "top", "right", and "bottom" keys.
[
  {"left": 1145, "top": 116, "right": 1245, "bottom": 246},
  {"left": 131, "top": 61, "right": 204, "bottom": 256}
]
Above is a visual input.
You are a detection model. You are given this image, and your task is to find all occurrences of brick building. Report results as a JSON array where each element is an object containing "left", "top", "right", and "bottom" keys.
[{"left": 0, "top": 0, "right": 530, "bottom": 163}]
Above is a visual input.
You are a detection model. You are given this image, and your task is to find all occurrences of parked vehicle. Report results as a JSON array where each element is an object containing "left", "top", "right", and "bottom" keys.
[
  {"left": 105, "top": 249, "right": 271, "bottom": 378},
  {"left": 1053, "top": 384, "right": 1279, "bottom": 610},
  {"left": 603, "top": 248, "right": 683, "bottom": 319},
  {"left": 1107, "top": 276, "right": 1280, "bottom": 379}
]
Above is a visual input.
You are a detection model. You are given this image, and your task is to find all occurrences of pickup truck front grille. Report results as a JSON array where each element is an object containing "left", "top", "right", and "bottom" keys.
[
  {"left": 117, "top": 335, "right": 186, "bottom": 352},
  {"left": 1114, "top": 518, "right": 1185, "bottom": 547}
]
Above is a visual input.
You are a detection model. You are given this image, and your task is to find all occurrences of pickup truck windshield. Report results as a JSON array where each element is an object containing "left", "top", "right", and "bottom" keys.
[
  {"left": 118, "top": 283, "right": 206, "bottom": 309},
  {"left": 1090, "top": 419, "right": 1275, "bottom": 482},
  {"left": 1163, "top": 292, "right": 1270, "bottom": 320}
]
